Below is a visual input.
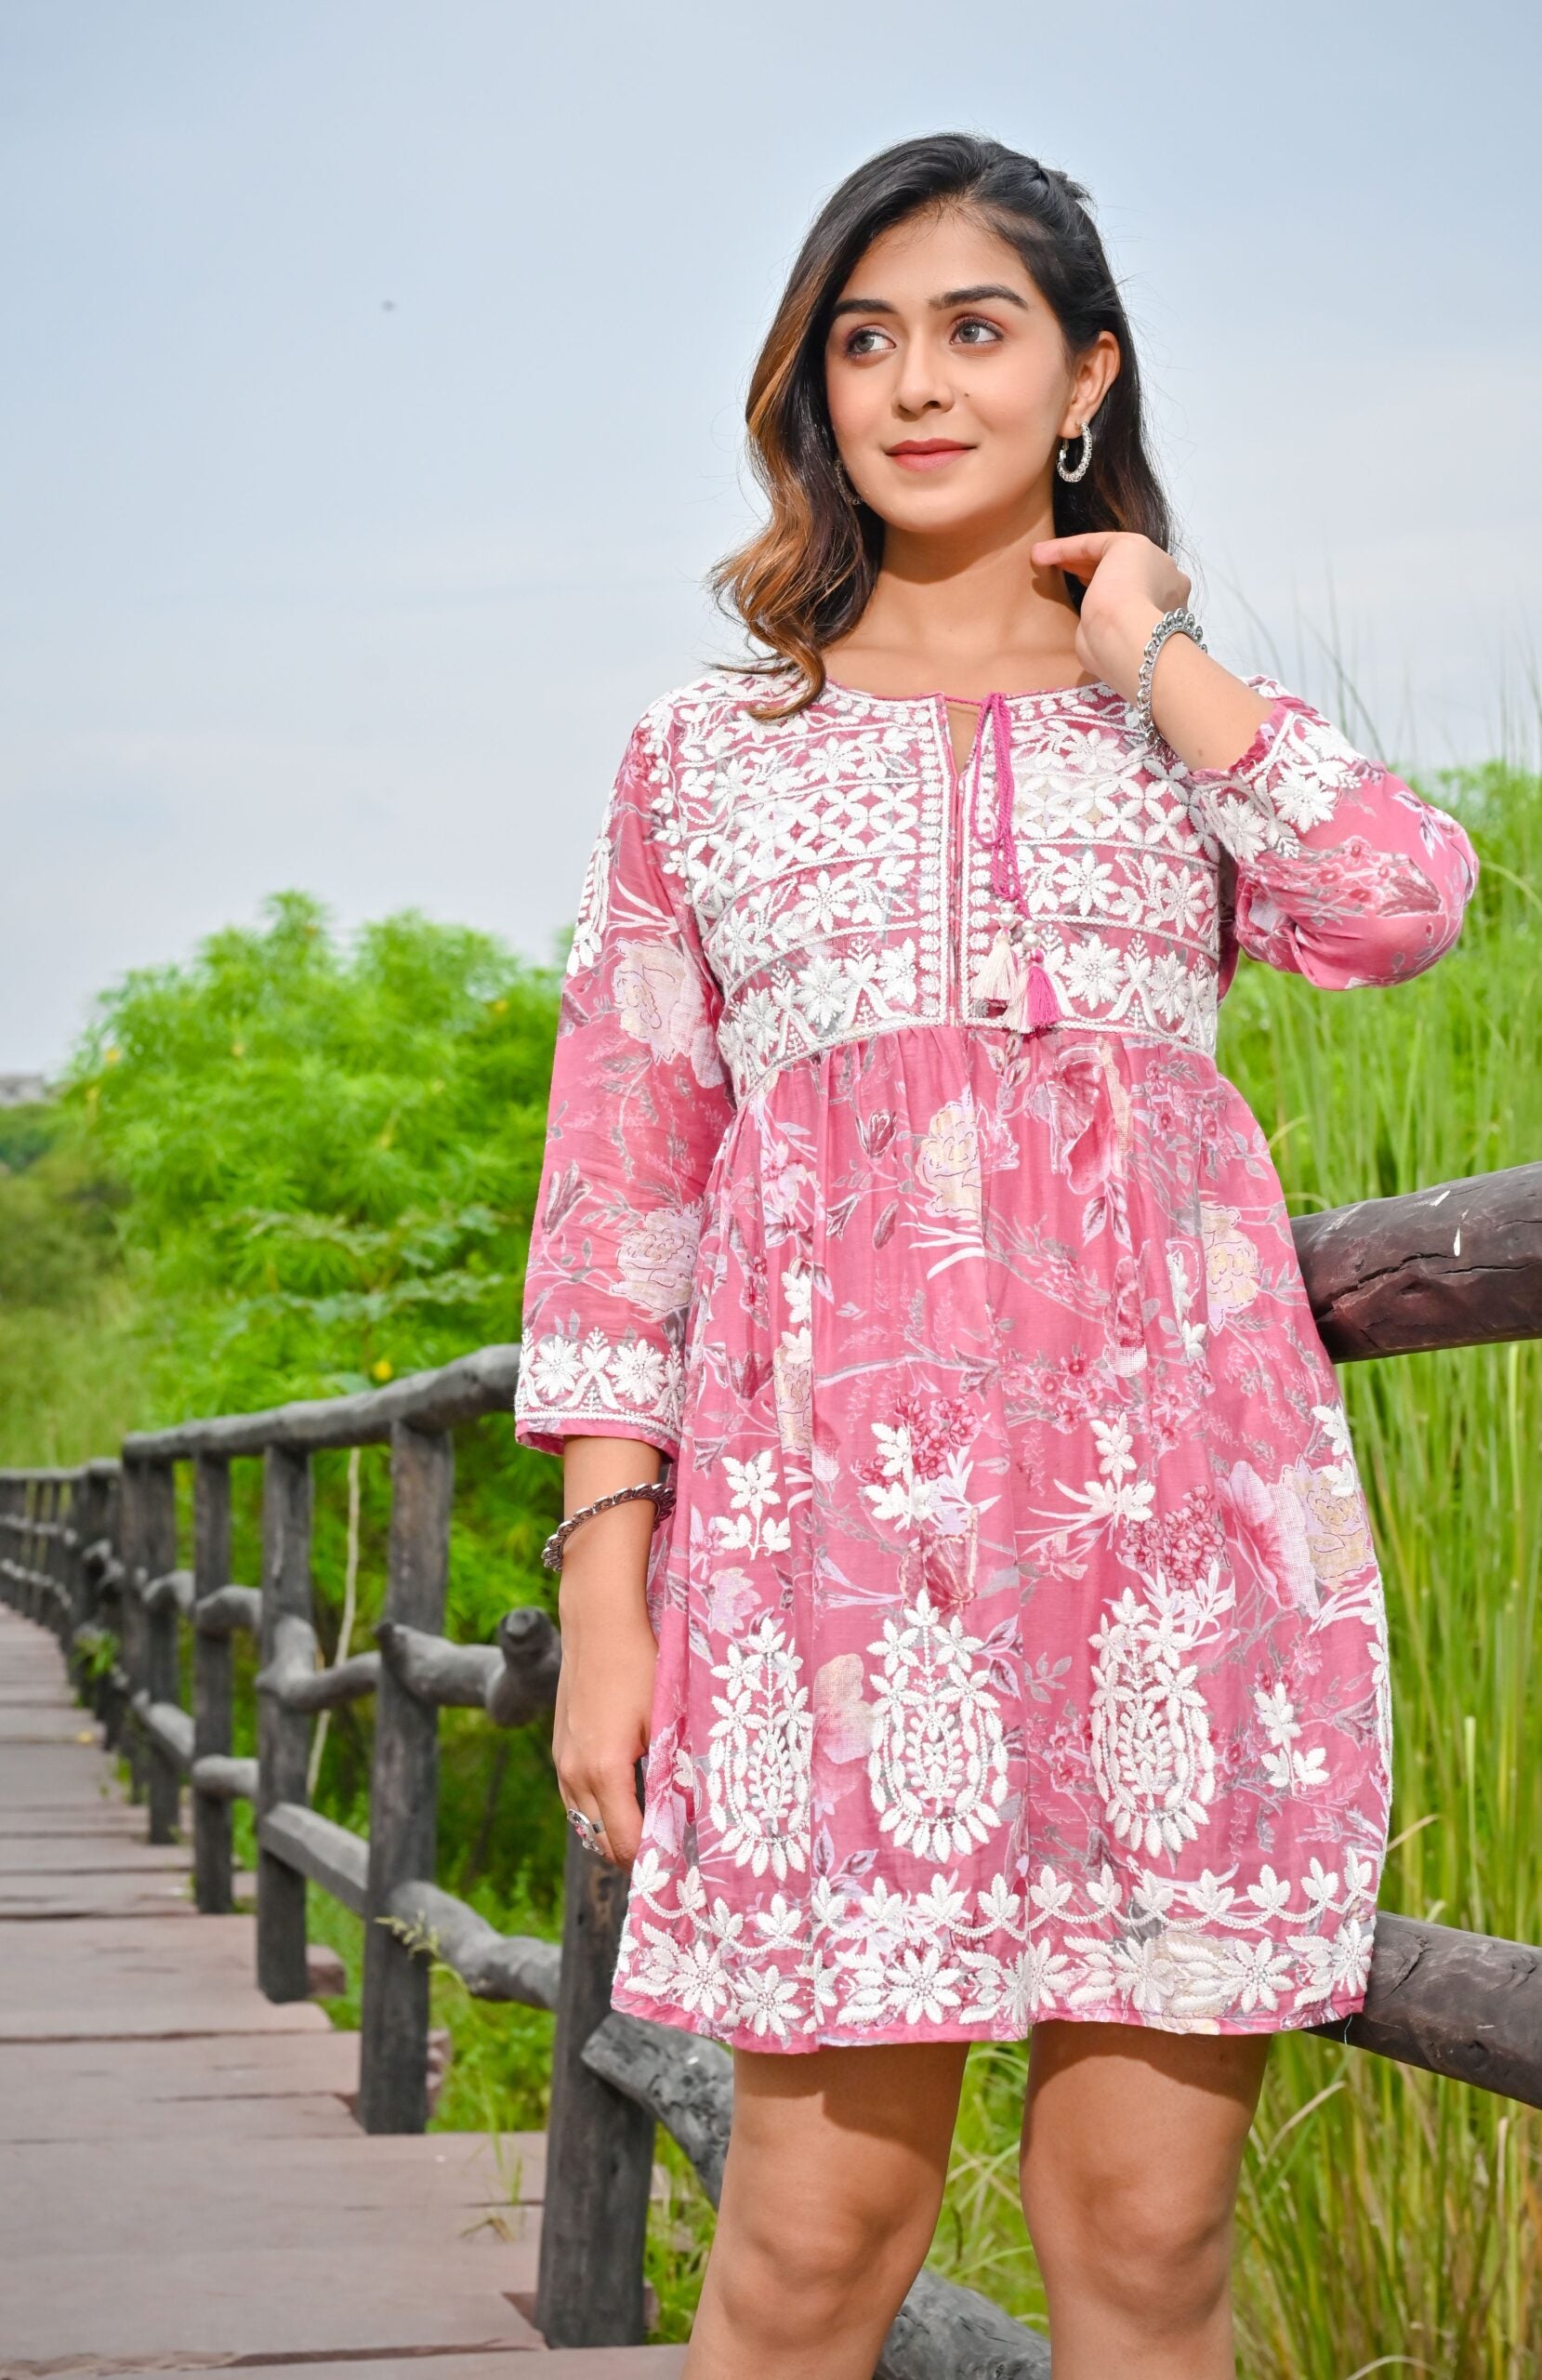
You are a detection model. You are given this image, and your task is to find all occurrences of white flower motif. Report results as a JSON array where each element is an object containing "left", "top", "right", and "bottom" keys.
[
  {"left": 705, "top": 1616, "right": 812, "bottom": 1883},
  {"left": 734, "top": 1964, "right": 804, "bottom": 2040},
  {"left": 1088, "top": 1574, "right": 1218, "bottom": 1858},
  {"left": 888, "top": 1943, "right": 966, "bottom": 2026},
  {"left": 866, "top": 1590, "right": 1010, "bottom": 1863}
]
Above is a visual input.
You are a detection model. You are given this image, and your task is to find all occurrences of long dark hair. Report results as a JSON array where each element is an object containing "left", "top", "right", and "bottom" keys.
[{"left": 710, "top": 133, "right": 1177, "bottom": 720}]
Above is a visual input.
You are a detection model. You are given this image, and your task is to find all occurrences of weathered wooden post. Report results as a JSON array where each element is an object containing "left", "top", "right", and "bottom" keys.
[
  {"left": 38, "top": 1475, "right": 61, "bottom": 1639},
  {"left": 19, "top": 1475, "right": 38, "bottom": 1624},
  {"left": 118, "top": 1461, "right": 149, "bottom": 1805},
  {"left": 95, "top": 1465, "right": 129, "bottom": 1751},
  {"left": 70, "top": 1467, "right": 104, "bottom": 1708},
  {"left": 534, "top": 1783, "right": 657, "bottom": 2347},
  {"left": 32, "top": 1477, "right": 58, "bottom": 1630},
  {"left": 54, "top": 1473, "right": 76, "bottom": 1646},
  {"left": 256, "top": 1445, "right": 313, "bottom": 2000},
  {"left": 75, "top": 1462, "right": 115, "bottom": 1718},
  {"left": 140, "top": 1460, "right": 181, "bottom": 1844},
  {"left": 358, "top": 1421, "right": 452, "bottom": 2133},
  {"left": 60, "top": 1469, "right": 85, "bottom": 1687},
  {"left": 0, "top": 1472, "right": 22, "bottom": 1615},
  {"left": 192, "top": 1454, "right": 234, "bottom": 1913}
]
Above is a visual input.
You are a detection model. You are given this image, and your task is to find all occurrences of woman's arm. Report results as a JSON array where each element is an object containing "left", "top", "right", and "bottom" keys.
[
  {"left": 1162, "top": 668, "right": 1480, "bottom": 994},
  {"left": 514, "top": 705, "right": 735, "bottom": 1461},
  {"left": 551, "top": 1433, "right": 665, "bottom": 1866},
  {"left": 1032, "top": 532, "right": 1481, "bottom": 993},
  {"left": 515, "top": 700, "right": 734, "bottom": 1862}
]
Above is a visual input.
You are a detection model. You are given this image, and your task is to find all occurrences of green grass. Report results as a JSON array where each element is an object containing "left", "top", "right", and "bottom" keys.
[{"left": 302, "top": 1883, "right": 562, "bottom": 2137}]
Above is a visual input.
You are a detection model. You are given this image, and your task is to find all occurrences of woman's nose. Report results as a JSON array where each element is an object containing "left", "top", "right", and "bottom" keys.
[{"left": 892, "top": 337, "right": 956, "bottom": 418}]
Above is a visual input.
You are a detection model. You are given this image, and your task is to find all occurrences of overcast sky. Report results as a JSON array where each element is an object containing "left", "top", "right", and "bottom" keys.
[{"left": 3, "top": 0, "right": 1538, "bottom": 1074}]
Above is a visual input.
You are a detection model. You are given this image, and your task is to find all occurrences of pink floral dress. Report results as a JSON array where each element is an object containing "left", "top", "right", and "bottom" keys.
[{"left": 513, "top": 663, "right": 1479, "bottom": 2052}]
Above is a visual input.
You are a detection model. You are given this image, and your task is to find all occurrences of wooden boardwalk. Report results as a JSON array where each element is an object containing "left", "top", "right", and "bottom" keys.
[{"left": 0, "top": 1604, "right": 688, "bottom": 2380}]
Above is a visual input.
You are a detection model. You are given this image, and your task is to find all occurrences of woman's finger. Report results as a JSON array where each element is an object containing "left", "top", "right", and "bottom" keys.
[
  {"left": 557, "top": 1769, "right": 617, "bottom": 1862},
  {"left": 1031, "top": 531, "right": 1118, "bottom": 571},
  {"left": 590, "top": 1757, "right": 645, "bottom": 1865}
]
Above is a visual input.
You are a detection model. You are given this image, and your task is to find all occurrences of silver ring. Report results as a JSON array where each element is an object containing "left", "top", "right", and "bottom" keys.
[{"left": 566, "top": 1805, "right": 607, "bottom": 1854}]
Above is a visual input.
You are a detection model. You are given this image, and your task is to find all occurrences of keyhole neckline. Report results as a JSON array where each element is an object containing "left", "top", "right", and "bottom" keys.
[{"left": 818, "top": 672, "right": 1120, "bottom": 707}]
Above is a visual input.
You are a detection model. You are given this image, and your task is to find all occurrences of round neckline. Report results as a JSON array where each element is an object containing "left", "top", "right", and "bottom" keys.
[{"left": 818, "top": 670, "right": 1122, "bottom": 709}]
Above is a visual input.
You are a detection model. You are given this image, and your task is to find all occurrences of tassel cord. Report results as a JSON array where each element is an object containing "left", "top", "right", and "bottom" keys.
[{"left": 965, "top": 689, "right": 1063, "bottom": 1035}]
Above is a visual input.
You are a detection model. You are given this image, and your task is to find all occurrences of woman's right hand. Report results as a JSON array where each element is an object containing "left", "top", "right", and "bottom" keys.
[{"left": 551, "top": 1438, "right": 666, "bottom": 1867}]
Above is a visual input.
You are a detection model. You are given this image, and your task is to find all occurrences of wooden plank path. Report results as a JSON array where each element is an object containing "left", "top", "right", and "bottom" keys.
[{"left": 0, "top": 1605, "right": 688, "bottom": 2380}]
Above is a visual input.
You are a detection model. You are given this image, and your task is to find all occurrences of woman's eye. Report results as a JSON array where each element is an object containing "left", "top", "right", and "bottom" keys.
[
  {"left": 843, "top": 326, "right": 890, "bottom": 357},
  {"left": 954, "top": 316, "right": 1002, "bottom": 346}
]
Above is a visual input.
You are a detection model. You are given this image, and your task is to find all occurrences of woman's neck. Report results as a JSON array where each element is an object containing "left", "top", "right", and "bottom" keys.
[{"left": 822, "top": 511, "right": 1089, "bottom": 701}]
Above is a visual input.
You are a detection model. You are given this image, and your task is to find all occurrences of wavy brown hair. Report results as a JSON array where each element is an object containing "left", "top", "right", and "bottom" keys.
[{"left": 709, "top": 132, "right": 1177, "bottom": 721}]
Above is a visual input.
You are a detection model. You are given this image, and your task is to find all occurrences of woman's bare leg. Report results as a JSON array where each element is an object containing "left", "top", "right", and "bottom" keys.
[
  {"left": 682, "top": 2038, "right": 970, "bottom": 2379},
  {"left": 1020, "top": 2019, "right": 1271, "bottom": 2379}
]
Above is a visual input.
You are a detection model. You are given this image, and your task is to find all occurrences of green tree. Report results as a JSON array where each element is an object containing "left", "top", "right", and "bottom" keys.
[
  {"left": 2, "top": 892, "right": 575, "bottom": 1907},
  {"left": 71, "top": 890, "right": 561, "bottom": 1430}
]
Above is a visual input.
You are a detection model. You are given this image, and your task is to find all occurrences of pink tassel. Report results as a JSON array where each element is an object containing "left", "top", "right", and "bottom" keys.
[
  {"left": 1025, "top": 947, "right": 1061, "bottom": 1029},
  {"left": 1005, "top": 944, "right": 1061, "bottom": 1035},
  {"left": 968, "top": 694, "right": 1061, "bottom": 1034}
]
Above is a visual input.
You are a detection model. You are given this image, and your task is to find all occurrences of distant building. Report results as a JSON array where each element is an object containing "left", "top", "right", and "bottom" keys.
[{"left": 0, "top": 1074, "right": 51, "bottom": 1107}]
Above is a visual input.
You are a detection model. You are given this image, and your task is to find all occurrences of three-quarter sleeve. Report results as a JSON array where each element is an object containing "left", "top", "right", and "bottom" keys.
[
  {"left": 1170, "top": 675, "right": 1480, "bottom": 1000},
  {"left": 513, "top": 709, "right": 735, "bottom": 1462}
]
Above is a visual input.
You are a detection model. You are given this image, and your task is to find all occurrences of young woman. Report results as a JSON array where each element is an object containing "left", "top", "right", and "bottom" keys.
[{"left": 514, "top": 134, "right": 1479, "bottom": 2379}]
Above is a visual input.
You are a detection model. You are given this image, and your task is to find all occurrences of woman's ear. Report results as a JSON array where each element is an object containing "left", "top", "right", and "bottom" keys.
[{"left": 1068, "top": 329, "right": 1121, "bottom": 433}]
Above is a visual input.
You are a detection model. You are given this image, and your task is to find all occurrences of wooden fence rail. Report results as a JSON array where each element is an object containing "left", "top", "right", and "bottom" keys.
[{"left": 3, "top": 1157, "right": 1541, "bottom": 2376}]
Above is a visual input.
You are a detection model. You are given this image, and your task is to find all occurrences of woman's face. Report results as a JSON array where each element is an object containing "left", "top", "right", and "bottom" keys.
[{"left": 823, "top": 206, "right": 1118, "bottom": 537}]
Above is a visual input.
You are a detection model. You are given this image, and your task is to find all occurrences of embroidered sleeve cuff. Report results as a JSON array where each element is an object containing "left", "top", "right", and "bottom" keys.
[{"left": 513, "top": 1325, "right": 685, "bottom": 1462}]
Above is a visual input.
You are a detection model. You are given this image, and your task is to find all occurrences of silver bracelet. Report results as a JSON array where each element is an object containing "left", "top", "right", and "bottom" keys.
[
  {"left": 1136, "top": 606, "right": 1206, "bottom": 739},
  {"left": 542, "top": 1476, "right": 676, "bottom": 1573}
]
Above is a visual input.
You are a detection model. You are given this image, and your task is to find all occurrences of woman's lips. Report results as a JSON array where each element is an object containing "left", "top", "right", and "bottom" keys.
[{"left": 887, "top": 443, "right": 973, "bottom": 472}]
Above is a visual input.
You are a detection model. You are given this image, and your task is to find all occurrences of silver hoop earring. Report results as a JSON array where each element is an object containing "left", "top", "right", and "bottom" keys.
[{"left": 1057, "top": 417, "right": 1094, "bottom": 483}]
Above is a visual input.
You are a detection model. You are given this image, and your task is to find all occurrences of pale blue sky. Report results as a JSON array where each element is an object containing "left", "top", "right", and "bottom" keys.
[{"left": 3, "top": 0, "right": 1538, "bottom": 1072}]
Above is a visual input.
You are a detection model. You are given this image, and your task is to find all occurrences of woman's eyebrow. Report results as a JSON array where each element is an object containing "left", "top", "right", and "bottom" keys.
[
  {"left": 933, "top": 284, "right": 1028, "bottom": 310},
  {"left": 828, "top": 283, "right": 1029, "bottom": 320}
]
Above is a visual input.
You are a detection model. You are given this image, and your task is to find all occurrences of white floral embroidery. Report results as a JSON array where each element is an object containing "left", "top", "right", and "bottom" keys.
[
  {"left": 567, "top": 823, "right": 611, "bottom": 976},
  {"left": 645, "top": 670, "right": 1295, "bottom": 1099},
  {"left": 710, "top": 1450, "right": 792, "bottom": 1559},
  {"left": 1089, "top": 1563, "right": 1224, "bottom": 1857},
  {"left": 519, "top": 1324, "right": 679, "bottom": 1447},
  {"left": 866, "top": 1589, "right": 1010, "bottom": 1862},
  {"left": 611, "top": 1834, "right": 1385, "bottom": 2045},
  {"left": 705, "top": 1615, "right": 812, "bottom": 1883}
]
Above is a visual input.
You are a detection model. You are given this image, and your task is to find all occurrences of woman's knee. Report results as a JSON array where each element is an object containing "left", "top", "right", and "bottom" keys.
[
  {"left": 710, "top": 2182, "right": 938, "bottom": 2338},
  {"left": 1019, "top": 2021, "right": 1266, "bottom": 2335},
  {"left": 706, "top": 2040, "right": 968, "bottom": 2339},
  {"left": 1025, "top": 2159, "right": 1235, "bottom": 2333}
]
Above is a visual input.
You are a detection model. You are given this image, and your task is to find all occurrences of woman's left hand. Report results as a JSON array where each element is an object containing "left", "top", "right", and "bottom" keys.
[
  {"left": 1030, "top": 530, "right": 1185, "bottom": 700},
  {"left": 1034, "top": 528, "right": 1274, "bottom": 771}
]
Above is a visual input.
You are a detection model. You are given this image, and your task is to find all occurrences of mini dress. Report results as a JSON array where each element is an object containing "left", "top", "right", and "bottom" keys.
[{"left": 513, "top": 662, "right": 1479, "bottom": 2054}]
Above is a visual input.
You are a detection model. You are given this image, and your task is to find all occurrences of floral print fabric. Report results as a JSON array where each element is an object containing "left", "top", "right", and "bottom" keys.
[{"left": 514, "top": 667, "right": 1479, "bottom": 2049}]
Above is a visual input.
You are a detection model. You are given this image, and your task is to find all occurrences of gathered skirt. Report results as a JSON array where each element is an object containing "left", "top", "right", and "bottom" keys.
[{"left": 606, "top": 1022, "right": 1390, "bottom": 2051}]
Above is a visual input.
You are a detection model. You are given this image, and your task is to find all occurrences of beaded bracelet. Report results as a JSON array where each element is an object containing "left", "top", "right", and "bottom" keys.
[
  {"left": 541, "top": 1476, "right": 676, "bottom": 1573},
  {"left": 1136, "top": 606, "right": 1206, "bottom": 739}
]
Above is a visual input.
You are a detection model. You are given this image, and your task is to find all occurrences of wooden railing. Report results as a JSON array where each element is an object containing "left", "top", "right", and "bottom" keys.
[{"left": 4, "top": 1159, "right": 1542, "bottom": 2377}]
